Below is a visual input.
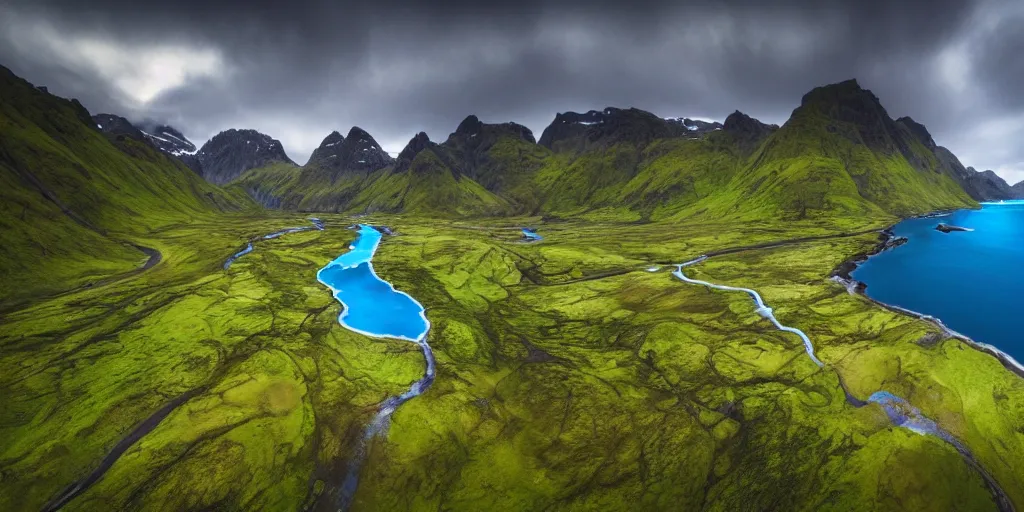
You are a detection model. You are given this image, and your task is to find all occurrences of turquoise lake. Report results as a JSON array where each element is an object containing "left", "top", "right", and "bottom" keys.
[
  {"left": 852, "top": 200, "right": 1024, "bottom": 361},
  {"left": 317, "top": 225, "right": 429, "bottom": 341}
]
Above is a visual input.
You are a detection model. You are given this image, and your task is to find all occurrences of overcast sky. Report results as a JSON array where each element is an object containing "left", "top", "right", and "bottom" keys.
[{"left": 1, "top": 0, "right": 1022, "bottom": 183}]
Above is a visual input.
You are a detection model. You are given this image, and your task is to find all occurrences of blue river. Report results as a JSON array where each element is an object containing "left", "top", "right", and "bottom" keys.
[{"left": 852, "top": 200, "right": 1024, "bottom": 361}]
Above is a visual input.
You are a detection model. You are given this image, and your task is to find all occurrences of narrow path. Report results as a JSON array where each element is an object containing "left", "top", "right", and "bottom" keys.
[
  {"left": 672, "top": 254, "right": 1014, "bottom": 512},
  {"left": 0, "top": 243, "right": 162, "bottom": 317}
]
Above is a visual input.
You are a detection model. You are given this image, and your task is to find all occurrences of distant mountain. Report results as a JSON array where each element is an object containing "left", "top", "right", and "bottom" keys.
[
  {"left": 892, "top": 116, "right": 1013, "bottom": 202},
  {"left": 238, "top": 126, "right": 511, "bottom": 215},
  {"left": 712, "top": 79, "right": 975, "bottom": 220},
  {"left": 196, "top": 129, "right": 294, "bottom": 185},
  {"left": 1013, "top": 180, "right": 1024, "bottom": 199},
  {"left": 960, "top": 167, "right": 1015, "bottom": 201},
  {"left": 93, "top": 115, "right": 203, "bottom": 175},
  {"left": 137, "top": 123, "right": 198, "bottom": 157},
  {"left": 664, "top": 117, "right": 724, "bottom": 135},
  {"left": 234, "top": 79, "right": 976, "bottom": 221},
  {"left": 538, "top": 107, "right": 696, "bottom": 153}
]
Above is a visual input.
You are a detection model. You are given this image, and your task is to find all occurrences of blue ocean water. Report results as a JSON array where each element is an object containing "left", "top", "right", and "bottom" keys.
[
  {"left": 317, "top": 225, "right": 429, "bottom": 341},
  {"left": 852, "top": 201, "right": 1024, "bottom": 360}
]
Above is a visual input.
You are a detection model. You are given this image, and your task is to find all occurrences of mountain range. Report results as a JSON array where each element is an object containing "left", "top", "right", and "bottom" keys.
[
  {"left": 78, "top": 72, "right": 1024, "bottom": 220},
  {"left": 4, "top": 62, "right": 1023, "bottom": 299},
  {"left": 227, "top": 79, "right": 1019, "bottom": 222}
]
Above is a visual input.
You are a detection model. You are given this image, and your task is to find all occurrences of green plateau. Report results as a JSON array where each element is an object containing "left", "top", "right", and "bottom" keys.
[{"left": 1, "top": 62, "right": 1020, "bottom": 512}]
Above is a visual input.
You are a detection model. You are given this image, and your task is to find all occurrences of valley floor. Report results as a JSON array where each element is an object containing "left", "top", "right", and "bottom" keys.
[{"left": 1, "top": 213, "right": 1022, "bottom": 511}]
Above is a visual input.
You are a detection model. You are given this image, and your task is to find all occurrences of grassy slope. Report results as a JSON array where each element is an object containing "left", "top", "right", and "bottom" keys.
[
  {"left": 688, "top": 101, "right": 975, "bottom": 223},
  {"left": 533, "top": 117, "right": 974, "bottom": 228},
  {"left": 2, "top": 216, "right": 1019, "bottom": 511},
  {"left": 0, "top": 66, "right": 253, "bottom": 304},
  {"left": 237, "top": 146, "right": 511, "bottom": 216}
]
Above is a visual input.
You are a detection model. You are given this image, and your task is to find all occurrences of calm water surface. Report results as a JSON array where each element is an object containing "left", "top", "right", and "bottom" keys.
[
  {"left": 317, "top": 224, "right": 429, "bottom": 340},
  {"left": 852, "top": 201, "right": 1024, "bottom": 360}
]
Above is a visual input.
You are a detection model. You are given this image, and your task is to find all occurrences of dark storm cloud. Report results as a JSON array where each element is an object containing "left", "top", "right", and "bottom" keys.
[{"left": 1, "top": 0, "right": 1022, "bottom": 183}]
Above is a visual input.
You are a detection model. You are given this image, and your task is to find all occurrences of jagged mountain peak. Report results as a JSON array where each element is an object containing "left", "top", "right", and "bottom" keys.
[
  {"left": 398, "top": 132, "right": 433, "bottom": 162},
  {"left": 345, "top": 126, "right": 374, "bottom": 141},
  {"left": 312, "top": 126, "right": 393, "bottom": 172},
  {"left": 306, "top": 131, "right": 346, "bottom": 165},
  {"left": 962, "top": 167, "right": 1015, "bottom": 201},
  {"left": 322, "top": 130, "right": 345, "bottom": 145},
  {"left": 788, "top": 78, "right": 916, "bottom": 156},
  {"left": 721, "top": 110, "right": 778, "bottom": 151},
  {"left": 196, "top": 129, "right": 294, "bottom": 185},
  {"left": 392, "top": 131, "right": 440, "bottom": 174},
  {"left": 797, "top": 79, "right": 893, "bottom": 127}
]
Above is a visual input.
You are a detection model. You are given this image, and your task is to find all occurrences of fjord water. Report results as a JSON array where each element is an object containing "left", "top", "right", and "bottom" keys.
[{"left": 852, "top": 201, "right": 1024, "bottom": 360}]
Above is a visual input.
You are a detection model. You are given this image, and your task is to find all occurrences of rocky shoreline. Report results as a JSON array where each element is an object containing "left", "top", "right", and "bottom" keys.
[{"left": 830, "top": 221, "right": 1024, "bottom": 379}]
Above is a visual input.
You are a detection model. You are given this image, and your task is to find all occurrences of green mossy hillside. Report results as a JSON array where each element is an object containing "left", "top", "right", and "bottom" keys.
[{"left": 0, "top": 65, "right": 254, "bottom": 304}]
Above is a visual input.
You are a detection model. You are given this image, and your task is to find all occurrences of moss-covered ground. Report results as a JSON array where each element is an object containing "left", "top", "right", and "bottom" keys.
[{"left": 1, "top": 214, "right": 1021, "bottom": 511}]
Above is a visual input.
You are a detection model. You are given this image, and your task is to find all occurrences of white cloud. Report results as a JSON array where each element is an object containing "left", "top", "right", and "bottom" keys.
[{"left": 1, "top": 11, "right": 225, "bottom": 106}]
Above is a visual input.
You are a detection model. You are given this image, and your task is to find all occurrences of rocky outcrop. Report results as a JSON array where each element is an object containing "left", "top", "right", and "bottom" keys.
[
  {"left": 196, "top": 129, "right": 294, "bottom": 184},
  {"left": 936, "top": 223, "right": 970, "bottom": 233}
]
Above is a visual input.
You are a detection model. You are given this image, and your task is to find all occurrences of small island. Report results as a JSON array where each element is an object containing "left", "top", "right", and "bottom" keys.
[{"left": 935, "top": 223, "right": 971, "bottom": 233}]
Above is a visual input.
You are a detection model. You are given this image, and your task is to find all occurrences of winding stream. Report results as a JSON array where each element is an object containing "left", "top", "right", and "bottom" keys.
[
  {"left": 316, "top": 224, "right": 434, "bottom": 510},
  {"left": 223, "top": 218, "right": 324, "bottom": 269},
  {"left": 674, "top": 257, "right": 824, "bottom": 367},
  {"left": 672, "top": 256, "right": 1012, "bottom": 511}
]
